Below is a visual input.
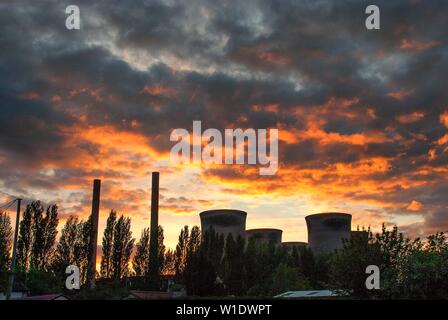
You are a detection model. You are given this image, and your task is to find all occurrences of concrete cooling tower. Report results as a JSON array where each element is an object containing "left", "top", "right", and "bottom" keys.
[
  {"left": 351, "top": 230, "right": 369, "bottom": 243},
  {"left": 246, "top": 228, "right": 283, "bottom": 245},
  {"left": 305, "top": 212, "right": 352, "bottom": 255},
  {"left": 200, "top": 209, "right": 247, "bottom": 239},
  {"left": 282, "top": 241, "right": 308, "bottom": 250}
]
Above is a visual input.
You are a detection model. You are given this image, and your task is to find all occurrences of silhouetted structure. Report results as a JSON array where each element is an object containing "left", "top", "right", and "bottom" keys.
[
  {"left": 88, "top": 179, "right": 101, "bottom": 289},
  {"left": 305, "top": 212, "right": 351, "bottom": 255},
  {"left": 148, "top": 172, "right": 160, "bottom": 288},
  {"left": 246, "top": 228, "right": 283, "bottom": 245},
  {"left": 200, "top": 209, "right": 246, "bottom": 239},
  {"left": 350, "top": 230, "right": 369, "bottom": 243},
  {"left": 281, "top": 241, "right": 308, "bottom": 249}
]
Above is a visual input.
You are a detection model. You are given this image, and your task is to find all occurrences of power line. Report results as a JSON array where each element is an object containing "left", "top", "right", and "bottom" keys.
[
  {"left": 0, "top": 199, "right": 17, "bottom": 211},
  {"left": 0, "top": 190, "right": 40, "bottom": 204}
]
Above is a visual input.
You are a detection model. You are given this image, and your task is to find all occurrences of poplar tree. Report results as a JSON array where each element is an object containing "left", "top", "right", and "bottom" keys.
[
  {"left": 0, "top": 212, "right": 12, "bottom": 291},
  {"left": 16, "top": 202, "right": 33, "bottom": 272},
  {"left": 100, "top": 210, "right": 116, "bottom": 279},
  {"left": 133, "top": 227, "right": 150, "bottom": 276},
  {"left": 110, "top": 215, "right": 134, "bottom": 280}
]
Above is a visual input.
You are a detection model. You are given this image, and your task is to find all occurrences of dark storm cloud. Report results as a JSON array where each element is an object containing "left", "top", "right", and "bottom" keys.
[{"left": 0, "top": 0, "right": 447, "bottom": 234}]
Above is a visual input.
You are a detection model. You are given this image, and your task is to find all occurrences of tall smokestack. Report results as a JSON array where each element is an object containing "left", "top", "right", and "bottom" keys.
[
  {"left": 88, "top": 179, "right": 101, "bottom": 289},
  {"left": 148, "top": 172, "right": 160, "bottom": 288}
]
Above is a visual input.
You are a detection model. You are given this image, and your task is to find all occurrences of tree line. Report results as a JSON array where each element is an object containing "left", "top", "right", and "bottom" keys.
[{"left": 1, "top": 201, "right": 448, "bottom": 299}]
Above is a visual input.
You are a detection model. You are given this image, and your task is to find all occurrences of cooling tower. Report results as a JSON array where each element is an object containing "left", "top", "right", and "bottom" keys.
[
  {"left": 246, "top": 228, "right": 283, "bottom": 245},
  {"left": 200, "top": 209, "right": 247, "bottom": 239},
  {"left": 351, "top": 230, "right": 369, "bottom": 243},
  {"left": 305, "top": 212, "right": 352, "bottom": 255},
  {"left": 282, "top": 241, "right": 308, "bottom": 250}
]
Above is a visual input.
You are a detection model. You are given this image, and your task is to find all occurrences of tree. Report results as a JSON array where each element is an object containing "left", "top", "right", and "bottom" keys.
[
  {"left": 30, "top": 201, "right": 45, "bottom": 270},
  {"left": 133, "top": 227, "right": 150, "bottom": 276},
  {"left": 0, "top": 212, "right": 12, "bottom": 292},
  {"left": 53, "top": 216, "right": 79, "bottom": 272},
  {"left": 16, "top": 202, "right": 34, "bottom": 272},
  {"left": 77, "top": 217, "right": 93, "bottom": 284},
  {"left": 183, "top": 226, "right": 201, "bottom": 294},
  {"left": 327, "top": 225, "right": 448, "bottom": 299},
  {"left": 222, "top": 234, "right": 245, "bottom": 295},
  {"left": 52, "top": 216, "right": 91, "bottom": 286},
  {"left": 16, "top": 201, "right": 59, "bottom": 272},
  {"left": 100, "top": 210, "right": 116, "bottom": 279},
  {"left": 174, "top": 226, "right": 189, "bottom": 281},
  {"left": 110, "top": 215, "right": 134, "bottom": 280},
  {"left": 184, "top": 227, "right": 223, "bottom": 296},
  {"left": 157, "top": 226, "right": 166, "bottom": 275},
  {"left": 270, "top": 263, "right": 311, "bottom": 295},
  {"left": 162, "top": 249, "right": 176, "bottom": 276},
  {"left": 329, "top": 228, "right": 382, "bottom": 298},
  {"left": 0, "top": 212, "right": 12, "bottom": 272},
  {"left": 41, "top": 205, "right": 59, "bottom": 270},
  {"left": 398, "top": 232, "right": 448, "bottom": 299}
]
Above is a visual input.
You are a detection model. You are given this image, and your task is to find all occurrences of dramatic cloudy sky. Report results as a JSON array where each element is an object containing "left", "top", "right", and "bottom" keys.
[{"left": 1, "top": 0, "right": 447, "bottom": 248}]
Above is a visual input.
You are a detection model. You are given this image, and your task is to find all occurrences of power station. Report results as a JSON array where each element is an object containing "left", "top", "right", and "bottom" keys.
[{"left": 198, "top": 208, "right": 354, "bottom": 256}]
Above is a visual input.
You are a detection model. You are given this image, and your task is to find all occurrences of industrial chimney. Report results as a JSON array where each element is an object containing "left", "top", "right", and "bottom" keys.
[
  {"left": 88, "top": 179, "right": 101, "bottom": 289},
  {"left": 147, "top": 172, "right": 160, "bottom": 288}
]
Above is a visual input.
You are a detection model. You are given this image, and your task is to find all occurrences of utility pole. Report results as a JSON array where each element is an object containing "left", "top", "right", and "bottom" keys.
[{"left": 6, "top": 198, "right": 22, "bottom": 300}]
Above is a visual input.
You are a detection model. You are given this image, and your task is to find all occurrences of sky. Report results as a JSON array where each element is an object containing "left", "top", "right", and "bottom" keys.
[{"left": 0, "top": 0, "right": 447, "bottom": 249}]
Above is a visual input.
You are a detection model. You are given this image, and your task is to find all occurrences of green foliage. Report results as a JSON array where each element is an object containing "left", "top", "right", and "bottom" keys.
[
  {"left": 133, "top": 227, "right": 150, "bottom": 277},
  {"left": 329, "top": 228, "right": 382, "bottom": 297},
  {"left": 174, "top": 225, "right": 190, "bottom": 281},
  {"left": 133, "top": 225, "right": 166, "bottom": 283},
  {"left": 328, "top": 225, "right": 448, "bottom": 299},
  {"left": 111, "top": 215, "right": 134, "bottom": 280},
  {"left": 222, "top": 234, "right": 246, "bottom": 295},
  {"left": 100, "top": 210, "right": 116, "bottom": 279},
  {"left": 0, "top": 211, "right": 12, "bottom": 292},
  {"left": 162, "top": 248, "right": 176, "bottom": 275},
  {"left": 270, "top": 263, "right": 311, "bottom": 295},
  {"left": 16, "top": 202, "right": 33, "bottom": 272},
  {"left": 26, "top": 268, "right": 61, "bottom": 295},
  {"left": 52, "top": 215, "right": 91, "bottom": 285},
  {"left": 16, "top": 201, "right": 59, "bottom": 273},
  {"left": 153, "top": 225, "right": 166, "bottom": 276}
]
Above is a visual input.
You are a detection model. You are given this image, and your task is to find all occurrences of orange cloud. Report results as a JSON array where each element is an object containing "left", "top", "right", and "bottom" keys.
[
  {"left": 400, "top": 39, "right": 441, "bottom": 51},
  {"left": 407, "top": 200, "right": 422, "bottom": 212},
  {"left": 140, "top": 83, "right": 177, "bottom": 97},
  {"left": 440, "top": 112, "right": 448, "bottom": 128},
  {"left": 387, "top": 89, "right": 414, "bottom": 101},
  {"left": 397, "top": 112, "right": 425, "bottom": 124}
]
